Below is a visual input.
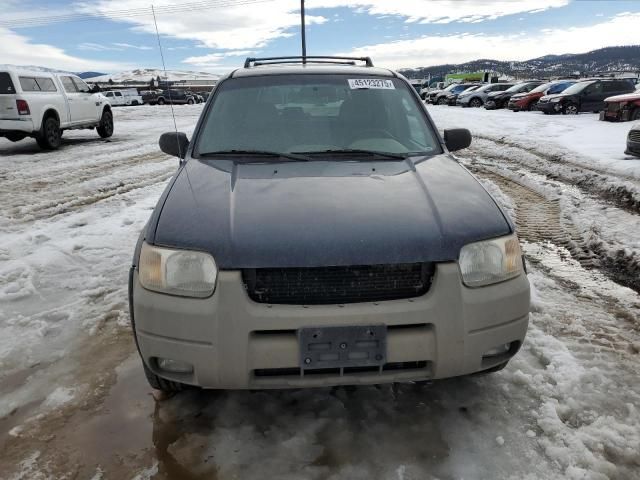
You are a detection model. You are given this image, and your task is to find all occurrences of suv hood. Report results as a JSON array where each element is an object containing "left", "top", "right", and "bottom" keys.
[
  {"left": 510, "top": 92, "right": 528, "bottom": 100},
  {"left": 152, "top": 155, "right": 512, "bottom": 268}
]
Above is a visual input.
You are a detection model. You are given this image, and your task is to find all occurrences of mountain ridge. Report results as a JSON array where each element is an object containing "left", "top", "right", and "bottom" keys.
[{"left": 399, "top": 45, "right": 640, "bottom": 80}]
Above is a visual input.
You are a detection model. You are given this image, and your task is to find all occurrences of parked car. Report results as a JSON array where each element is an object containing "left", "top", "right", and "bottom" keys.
[
  {"left": 140, "top": 89, "right": 162, "bottom": 105},
  {"left": 601, "top": 91, "right": 640, "bottom": 122},
  {"left": 484, "top": 81, "right": 544, "bottom": 110},
  {"left": 129, "top": 56, "right": 530, "bottom": 392},
  {"left": 626, "top": 124, "right": 640, "bottom": 157},
  {"left": 537, "top": 79, "right": 635, "bottom": 115},
  {"left": 445, "top": 85, "right": 481, "bottom": 106},
  {"left": 0, "top": 66, "right": 113, "bottom": 149},
  {"left": 421, "top": 81, "right": 445, "bottom": 100},
  {"left": 155, "top": 89, "right": 196, "bottom": 105},
  {"left": 457, "top": 83, "right": 515, "bottom": 108},
  {"left": 508, "top": 81, "right": 575, "bottom": 112},
  {"left": 433, "top": 83, "right": 480, "bottom": 105}
]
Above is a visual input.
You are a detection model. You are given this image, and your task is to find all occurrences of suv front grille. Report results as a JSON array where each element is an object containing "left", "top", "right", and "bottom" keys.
[
  {"left": 242, "top": 263, "right": 434, "bottom": 305},
  {"left": 629, "top": 130, "right": 640, "bottom": 143}
]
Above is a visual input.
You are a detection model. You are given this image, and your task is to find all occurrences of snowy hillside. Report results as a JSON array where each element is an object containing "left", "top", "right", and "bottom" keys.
[{"left": 84, "top": 68, "right": 220, "bottom": 82}]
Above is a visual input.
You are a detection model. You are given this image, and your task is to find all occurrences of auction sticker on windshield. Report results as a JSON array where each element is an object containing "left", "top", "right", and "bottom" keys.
[{"left": 348, "top": 78, "right": 395, "bottom": 89}]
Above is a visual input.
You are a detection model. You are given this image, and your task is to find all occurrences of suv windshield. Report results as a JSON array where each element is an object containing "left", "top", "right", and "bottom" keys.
[
  {"left": 505, "top": 83, "right": 530, "bottom": 93},
  {"left": 561, "top": 81, "right": 592, "bottom": 95},
  {"left": 530, "top": 82, "right": 552, "bottom": 94},
  {"left": 195, "top": 75, "right": 440, "bottom": 157}
]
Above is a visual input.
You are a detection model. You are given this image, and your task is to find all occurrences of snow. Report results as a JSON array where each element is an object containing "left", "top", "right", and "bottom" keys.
[
  {"left": 85, "top": 68, "right": 220, "bottom": 83},
  {"left": 2, "top": 102, "right": 640, "bottom": 480},
  {"left": 429, "top": 105, "right": 640, "bottom": 179}
]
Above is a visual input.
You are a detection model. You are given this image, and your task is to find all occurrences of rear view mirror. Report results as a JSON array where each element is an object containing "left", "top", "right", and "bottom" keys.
[
  {"left": 443, "top": 128, "right": 472, "bottom": 152},
  {"left": 159, "top": 132, "right": 189, "bottom": 158}
]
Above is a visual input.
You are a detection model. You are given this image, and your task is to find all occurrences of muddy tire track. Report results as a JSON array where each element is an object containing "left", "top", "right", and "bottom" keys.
[
  {"left": 468, "top": 164, "right": 640, "bottom": 294},
  {"left": 469, "top": 135, "right": 640, "bottom": 215},
  {"left": 1, "top": 152, "right": 174, "bottom": 225}
]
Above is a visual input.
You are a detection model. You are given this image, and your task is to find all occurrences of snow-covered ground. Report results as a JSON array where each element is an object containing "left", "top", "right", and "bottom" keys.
[
  {"left": 1, "top": 104, "right": 640, "bottom": 480},
  {"left": 85, "top": 69, "right": 220, "bottom": 83}
]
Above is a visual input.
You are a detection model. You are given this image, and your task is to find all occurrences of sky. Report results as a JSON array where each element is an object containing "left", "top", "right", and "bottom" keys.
[{"left": 0, "top": 0, "right": 639, "bottom": 74}]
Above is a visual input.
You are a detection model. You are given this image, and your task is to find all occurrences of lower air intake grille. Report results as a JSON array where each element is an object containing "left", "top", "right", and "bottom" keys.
[
  {"left": 243, "top": 263, "right": 434, "bottom": 305},
  {"left": 629, "top": 130, "right": 640, "bottom": 143}
]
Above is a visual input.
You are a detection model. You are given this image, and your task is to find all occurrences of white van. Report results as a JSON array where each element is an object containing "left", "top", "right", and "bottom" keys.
[
  {"left": 0, "top": 66, "right": 114, "bottom": 149},
  {"left": 103, "top": 88, "right": 143, "bottom": 106}
]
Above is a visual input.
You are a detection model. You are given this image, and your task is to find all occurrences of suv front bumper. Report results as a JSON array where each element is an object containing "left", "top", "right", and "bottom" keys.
[{"left": 131, "top": 263, "right": 530, "bottom": 389}]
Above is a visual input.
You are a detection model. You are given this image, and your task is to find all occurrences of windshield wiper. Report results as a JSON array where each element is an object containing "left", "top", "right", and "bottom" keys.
[
  {"left": 293, "top": 149, "right": 408, "bottom": 160},
  {"left": 198, "top": 150, "right": 310, "bottom": 162}
]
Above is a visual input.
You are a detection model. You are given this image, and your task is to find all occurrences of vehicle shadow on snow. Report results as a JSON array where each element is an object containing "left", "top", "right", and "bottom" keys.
[
  {"left": 0, "top": 137, "right": 123, "bottom": 156},
  {"left": 147, "top": 377, "right": 496, "bottom": 479}
]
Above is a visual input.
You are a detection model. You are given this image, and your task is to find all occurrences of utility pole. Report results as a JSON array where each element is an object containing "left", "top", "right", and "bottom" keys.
[{"left": 300, "top": 0, "right": 307, "bottom": 63}]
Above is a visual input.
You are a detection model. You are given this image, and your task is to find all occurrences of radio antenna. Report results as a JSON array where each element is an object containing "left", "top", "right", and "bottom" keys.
[{"left": 151, "top": 4, "right": 181, "bottom": 157}]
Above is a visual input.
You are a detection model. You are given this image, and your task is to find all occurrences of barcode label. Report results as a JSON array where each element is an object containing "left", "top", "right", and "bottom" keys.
[{"left": 348, "top": 78, "right": 395, "bottom": 90}]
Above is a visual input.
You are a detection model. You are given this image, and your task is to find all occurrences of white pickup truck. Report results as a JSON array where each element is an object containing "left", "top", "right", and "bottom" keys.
[{"left": 0, "top": 66, "right": 113, "bottom": 149}]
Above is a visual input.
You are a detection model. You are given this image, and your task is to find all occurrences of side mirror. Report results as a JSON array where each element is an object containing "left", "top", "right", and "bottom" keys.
[
  {"left": 90, "top": 84, "right": 101, "bottom": 93},
  {"left": 159, "top": 132, "right": 189, "bottom": 158},
  {"left": 443, "top": 128, "right": 472, "bottom": 152}
]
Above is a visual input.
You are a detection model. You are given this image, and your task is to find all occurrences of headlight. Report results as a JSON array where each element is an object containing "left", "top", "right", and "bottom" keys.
[
  {"left": 550, "top": 97, "right": 561, "bottom": 103},
  {"left": 138, "top": 242, "right": 217, "bottom": 297},
  {"left": 459, "top": 234, "right": 523, "bottom": 287}
]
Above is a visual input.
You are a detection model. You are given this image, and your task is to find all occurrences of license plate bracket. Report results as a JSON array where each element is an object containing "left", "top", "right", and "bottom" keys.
[{"left": 298, "top": 325, "right": 387, "bottom": 371}]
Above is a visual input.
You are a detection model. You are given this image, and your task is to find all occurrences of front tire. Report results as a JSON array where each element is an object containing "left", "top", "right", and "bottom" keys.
[
  {"left": 632, "top": 108, "right": 640, "bottom": 121},
  {"left": 469, "top": 97, "right": 483, "bottom": 108},
  {"left": 187, "top": 98, "right": 195, "bottom": 105},
  {"left": 143, "top": 362, "right": 185, "bottom": 393},
  {"left": 157, "top": 98, "right": 166, "bottom": 105},
  {"left": 437, "top": 97, "right": 447, "bottom": 105},
  {"left": 36, "top": 116, "right": 62, "bottom": 150},
  {"left": 564, "top": 103, "right": 579, "bottom": 115},
  {"left": 97, "top": 109, "right": 114, "bottom": 138}
]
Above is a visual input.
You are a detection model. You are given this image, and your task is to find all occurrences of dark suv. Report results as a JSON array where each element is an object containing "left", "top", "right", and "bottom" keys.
[
  {"left": 537, "top": 79, "right": 635, "bottom": 115},
  {"left": 129, "top": 56, "right": 530, "bottom": 392},
  {"left": 156, "top": 89, "right": 196, "bottom": 105},
  {"left": 484, "top": 81, "right": 544, "bottom": 110}
]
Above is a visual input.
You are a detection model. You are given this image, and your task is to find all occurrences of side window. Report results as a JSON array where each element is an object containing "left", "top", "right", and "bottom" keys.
[
  {"left": 498, "top": 84, "right": 510, "bottom": 91},
  {"left": 0, "top": 72, "right": 16, "bottom": 93},
  {"left": 584, "top": 83, "right": 602, "bottom": 95},
  {"left": 61, "top": 76, "right": 78, "bottom": 93},
  {"left": 115, "top": 92, "right": 122, "bottom": 97},
  {"left": 106, "top": 92, "right": 113, "bottom": 97},
  {"left": 72, "top": 77, "right": 91, "bottom": 93},
  {"left": 19, "top": 77, "right": 41, "bottom": 91},
  {"left": 35, "top": 77, "right": 57, "bottom": 92}
]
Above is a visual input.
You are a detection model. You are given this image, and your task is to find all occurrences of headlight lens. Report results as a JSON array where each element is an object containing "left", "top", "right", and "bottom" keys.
[
  {"left": 550, "top": 97, "right": 561, "bottom": 103},
  {"left": 459, "top": 234, "right": 523, "bottom": 287},
  {"left": 139, "top": 242, "right": 217, "bottom": 297}
]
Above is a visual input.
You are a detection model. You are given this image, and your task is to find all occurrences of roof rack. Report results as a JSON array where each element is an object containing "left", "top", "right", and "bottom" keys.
[{"left": 244, "top": 56, "right": 374, "bottom": 68}]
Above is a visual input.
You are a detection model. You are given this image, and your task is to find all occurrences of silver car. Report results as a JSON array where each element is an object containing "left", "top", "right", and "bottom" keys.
[{"left": 457, "top": 83, "right": 515, "bottom": 108}]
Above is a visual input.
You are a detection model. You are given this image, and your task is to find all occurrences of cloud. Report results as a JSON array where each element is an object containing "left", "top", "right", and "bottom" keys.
[
  {"left": 182, "top": 50, "right": 255, "bottom": 68},
  {"left": 0, "top": 27, "right": 130, "bottom": 71},
  {"left": 339, "top": 12, "right": 640, "bottom": 69},
  {"left": 78, "top": 42, "right": 121, "bottom": 51},
  {"left": 308, "top": 0, "right": 569, "bottom": 24},
  {"left": 112, "top": 42, "right": 153, "bottom": 50},
  {"left": 78, "top": 0, "right": 326, "bottom": 50},
  {"left": 78, "top": 0, "right": 564, "bottom": 53}
]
